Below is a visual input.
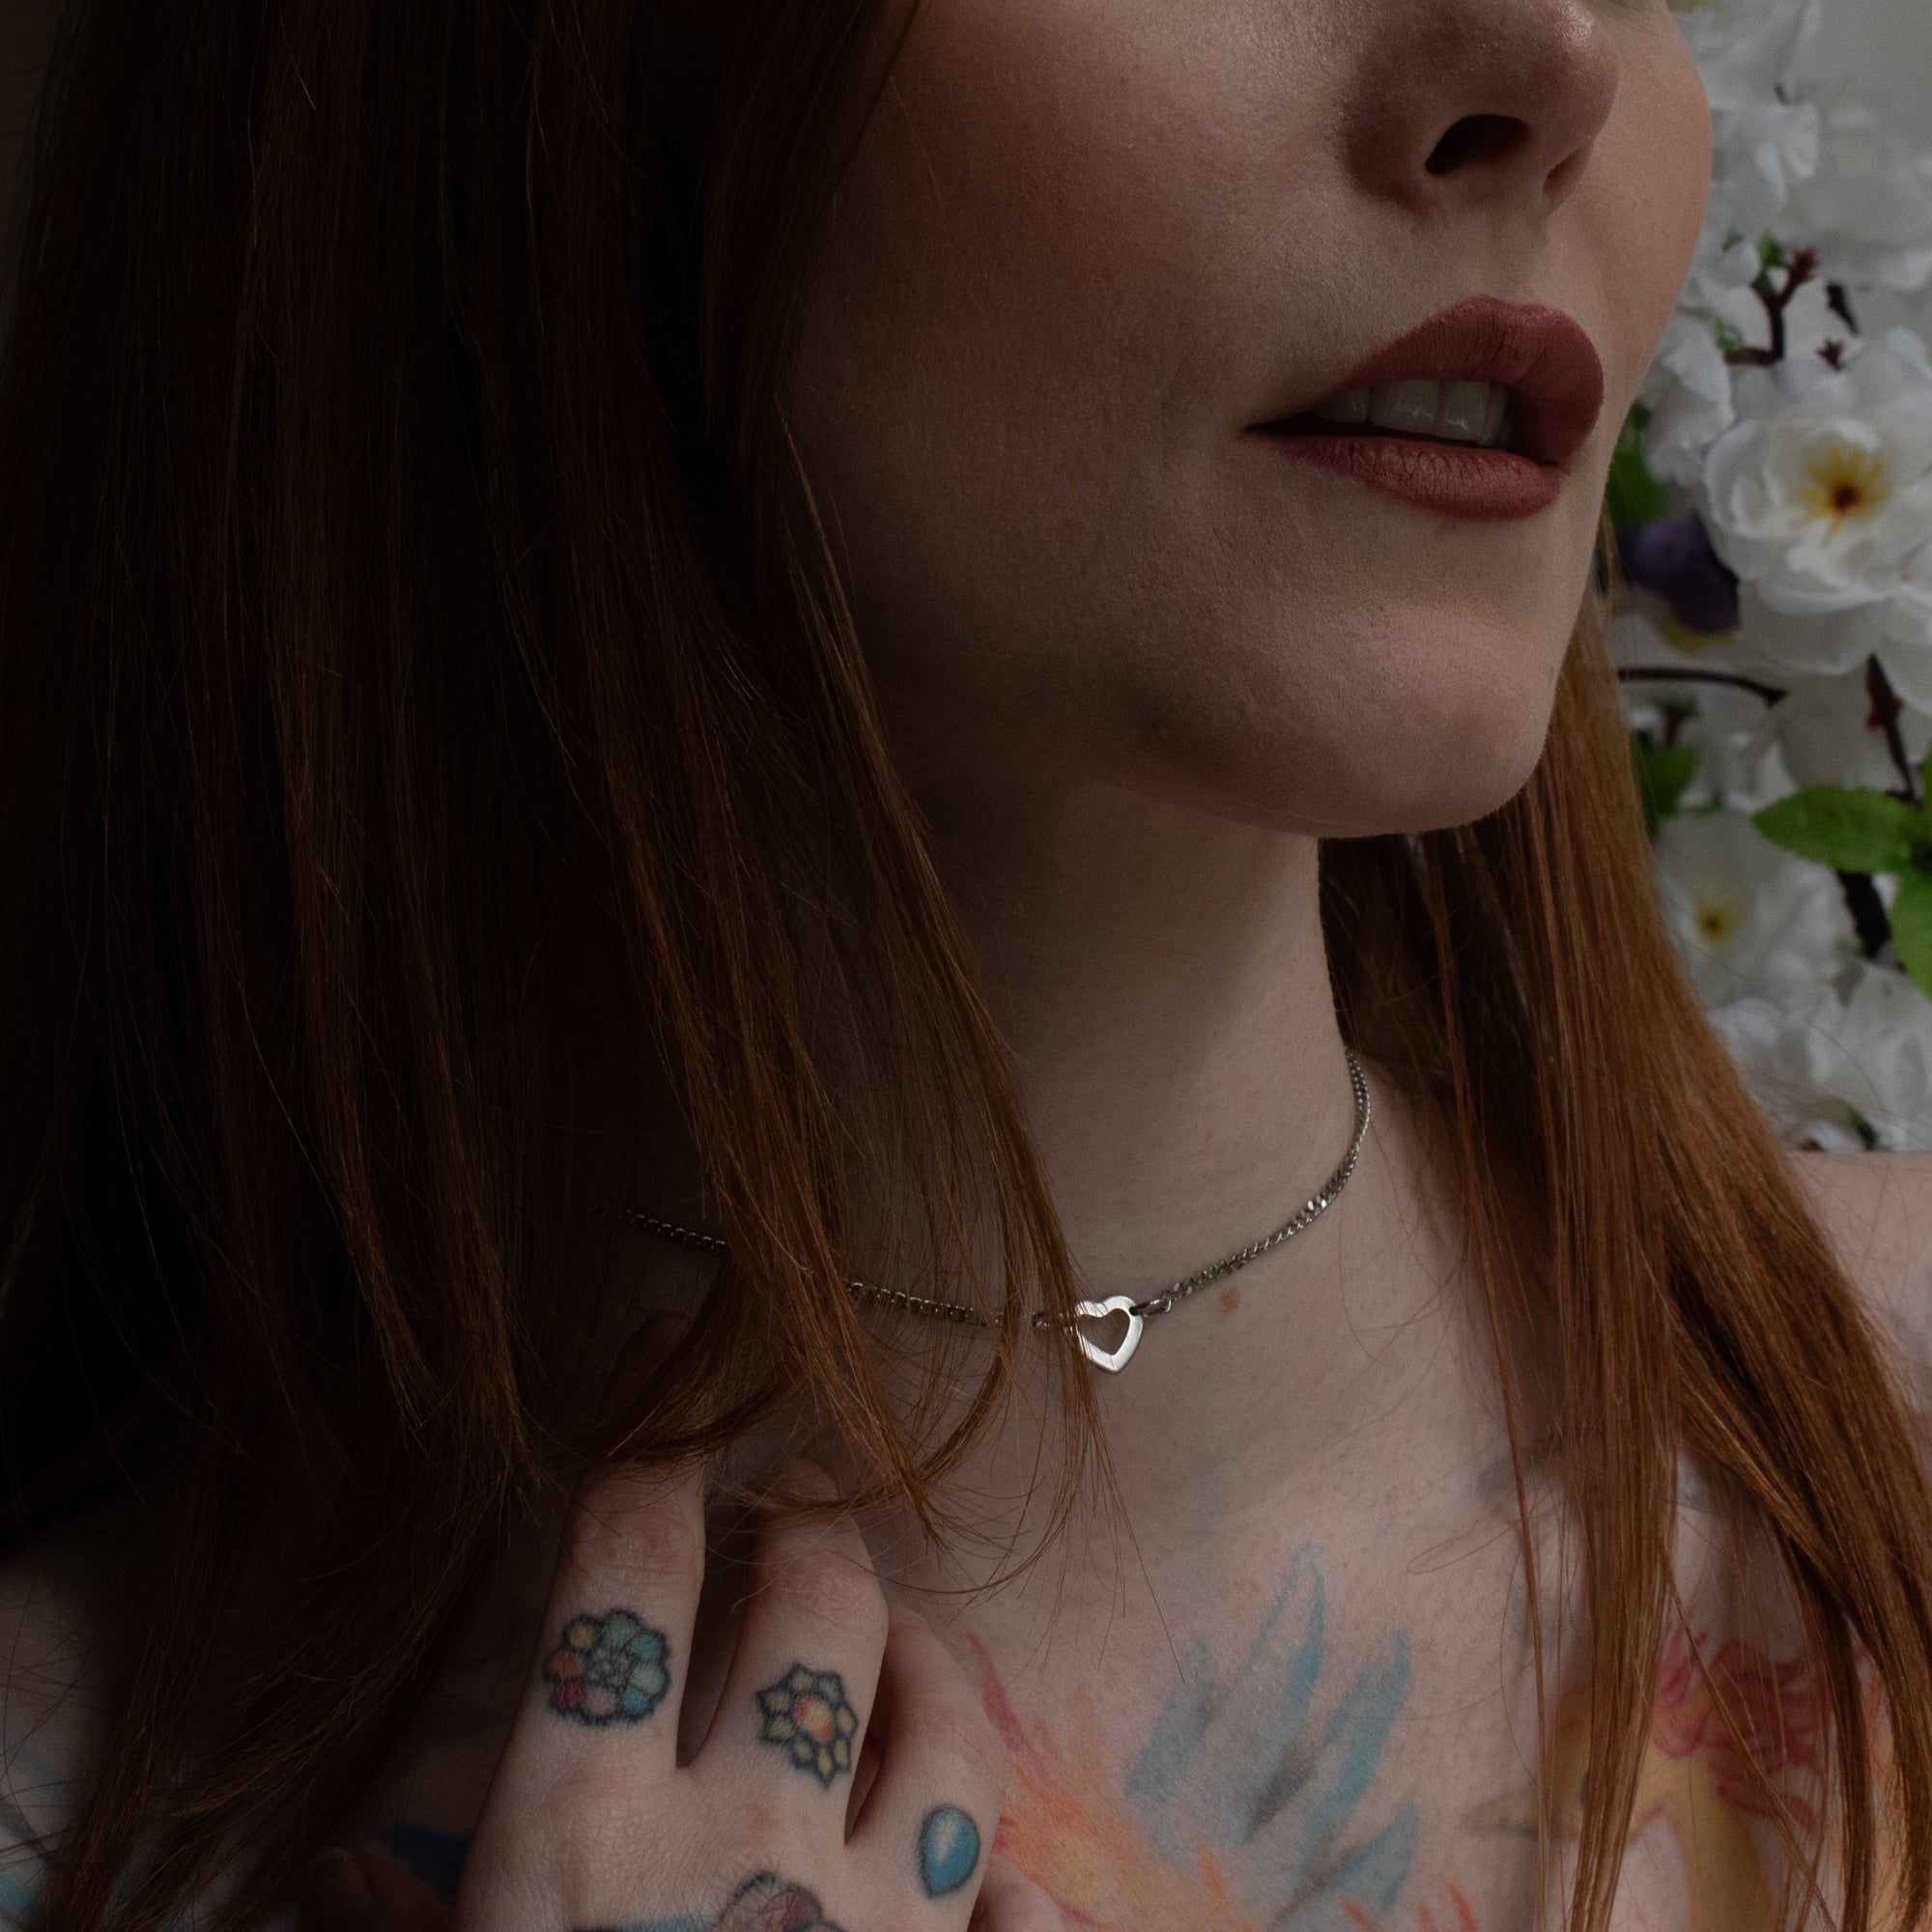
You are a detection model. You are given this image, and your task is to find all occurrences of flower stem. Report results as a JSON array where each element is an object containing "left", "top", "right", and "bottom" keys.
[
  {"left": 1616, "top": 667, "right": 1788, "bottom": 704},
  {"left": 1728, "top": 246, "right": 1820, "bottom": 367},
  {"left": 1864, "top": 655, "right": 1919, "bottom": 808},
  {"left": 1838, "top": 870, "right": 1893, "bottom": 961}
]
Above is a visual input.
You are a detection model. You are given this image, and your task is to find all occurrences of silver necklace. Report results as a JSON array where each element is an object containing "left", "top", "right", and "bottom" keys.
[{"left": 597, "top": 1048, "right": 1370, "bottom": 1374}]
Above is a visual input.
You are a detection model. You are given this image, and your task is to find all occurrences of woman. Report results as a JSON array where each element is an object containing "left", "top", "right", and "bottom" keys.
[{"left": 1, "top": 0, "right": 1928, "bottom": 1927}]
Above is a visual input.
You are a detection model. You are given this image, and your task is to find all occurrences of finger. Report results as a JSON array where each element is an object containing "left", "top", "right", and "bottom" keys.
[
  {"left": 846, "top": 1609, "right": 1003, "bottom": 1919},
  {"left": 697, "top": 1465, "right": 888, "bottom": 1816},
  {"left": 499, "top": 1456, "right": 706, "bottom": 1789},
  {"left": 968, "top": 1854, "right": 1065, "bottom": 1932},
  {"left": 458, "top": 1458, "right": 709, "bottom": 1932}
]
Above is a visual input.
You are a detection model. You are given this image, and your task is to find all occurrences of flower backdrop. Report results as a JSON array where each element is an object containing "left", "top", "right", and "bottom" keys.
[{"left": 1618, "top": 0, "right": 1932, "bottom": 1150}]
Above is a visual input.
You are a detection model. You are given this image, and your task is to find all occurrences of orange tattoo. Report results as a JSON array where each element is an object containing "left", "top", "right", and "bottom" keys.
[{"left": 1466, "top": 1623, "right": 1826, "bottom": 1932}]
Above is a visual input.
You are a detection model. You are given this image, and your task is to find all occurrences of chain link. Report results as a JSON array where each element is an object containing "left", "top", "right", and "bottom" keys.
[{"left": 596, "top": 1047, "right": 1371, "bottom": 1342}]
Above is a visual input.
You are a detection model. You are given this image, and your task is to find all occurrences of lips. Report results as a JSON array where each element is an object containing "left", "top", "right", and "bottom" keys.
[{"left": 1255, "top": 297, "right": 1606, "bottom": 522}]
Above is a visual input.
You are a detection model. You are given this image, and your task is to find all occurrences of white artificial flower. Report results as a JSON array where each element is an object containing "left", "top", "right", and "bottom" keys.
[
  {"left": 1655, "top": 808, "right": 1853, "bottom": 1006},
  {"left": 1733, "top": 582, "right": 1880, "bottom": 677},
  {"left": 1672, "top": 0, "right": 1820, "bottom": 109},
  {"left": 1712, "top": 967, "right": 1932, "bottom": 1151},
  {"left": 1710, "top": 95, "right": 1822, "bottom": 237},
  {"left": 1648, "top": 4, "right": 1932, "bottom": 1156},
  {"left": 1751, "top": 667, "right": 1932, "bottom": 791},
  {"left": 1642, "top": 316, "right": 1738, "bottom": 485},
  {"left": 1702, "top": 330, "right": 1932, "bottom": 612},
  {"left": 1684, "top": 0, "right": 1821, "bottom": 250},
  {"left": 1873, "top": 539, "right": 1932, "bottom": 710},
  {"left": 1685, "top": 676, "right": 1799, "bottom": 810},
  {"left": 1711, "top": 994, "right": 1863, "bottom": 1148},
  {"left": 1611, "top": 611, "right": 1798, "bottom": 809},
  {"left": 1727, "top": 528, "right": 1932, "bottom": 713},
  {"left": 1784, "top": 98, "right": 1932, "bottom": 297},
  {"left": 1685, "top": 209, "right": 1777, "bottom": 315},
  {"left": 1669, "top": 0, "right": 1822, "bottom": 310}
]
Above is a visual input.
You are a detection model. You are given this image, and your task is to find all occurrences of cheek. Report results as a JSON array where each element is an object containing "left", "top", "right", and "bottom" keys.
[
  {"left": 785, "top": 7, "right": 1713, "bottom": 842},
  {"left": 1580, "top": 43, "right": 1713, "bottom": 410},
  {"left": 794, "top": 2, "right": 1263, "bottom": 465}
]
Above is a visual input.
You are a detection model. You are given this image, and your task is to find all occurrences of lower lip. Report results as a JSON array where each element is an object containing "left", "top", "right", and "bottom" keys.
[{"left": 1261, "top": 429, "right": 1563, "bottom": 522}]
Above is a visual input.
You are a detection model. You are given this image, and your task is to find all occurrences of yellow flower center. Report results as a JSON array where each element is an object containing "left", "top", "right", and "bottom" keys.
[
  {"left": 1695, "top": 898, "right": 1742, "bottom": 947},
  {"left": 1661, "top": 611, "right": 1733, "bottom": 654},
  {"left": 1799, "top": 444, "right": 1889, "bottom": 526}
]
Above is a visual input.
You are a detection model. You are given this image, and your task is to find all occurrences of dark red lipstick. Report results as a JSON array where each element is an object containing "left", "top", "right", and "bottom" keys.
[{"left": 1256, "top": 297, "right": 1606, "bottom": 522}]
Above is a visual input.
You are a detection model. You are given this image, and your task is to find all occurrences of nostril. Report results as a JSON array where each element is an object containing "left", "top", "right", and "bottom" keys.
[{"left": 1425, "top": 114, "right": 1531, "bottom": 176}]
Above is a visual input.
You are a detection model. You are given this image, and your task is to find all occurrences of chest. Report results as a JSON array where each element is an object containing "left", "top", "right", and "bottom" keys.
[
  {"left": 910, "top": 1528, "right": 1813, "bottom": 1932},
  {"left": 365, "top": 1495, "right": 1814, "bottom": 1932}
]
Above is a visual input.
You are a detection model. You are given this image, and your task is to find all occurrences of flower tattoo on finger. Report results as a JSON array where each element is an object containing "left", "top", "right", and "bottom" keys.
[
  {"left": 755, "top": 1664, "right": 859, "bottom": 1784},
  {"left": 544, "top": 1608, "right": 670, "bottom": 1724}
]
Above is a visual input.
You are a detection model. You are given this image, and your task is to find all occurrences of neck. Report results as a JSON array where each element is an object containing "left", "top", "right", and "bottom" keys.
[
  {"left": 891, "top": 778, "right": 1472, "bottom": 1513},
  {"left": 595, "top": 775, "right": 1479, "bottom": 1531},
  {"left": 932, "top": 781, "right": 1349, "bottom": 1302}
]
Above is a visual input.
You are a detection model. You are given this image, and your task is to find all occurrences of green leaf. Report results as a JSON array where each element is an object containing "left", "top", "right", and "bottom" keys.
[
  {"left": 1893, "top": 874, "right": 1932, "bottom": 1003},
  {"left": 1752, "top": 787, "right": 1923, "bottom": 874},
  {"left": 1633, "top": 738, "right": 1698, "bottom": 838},
  {"left": 1605, "top": 412, "right": 1668, "bottom": 530}
]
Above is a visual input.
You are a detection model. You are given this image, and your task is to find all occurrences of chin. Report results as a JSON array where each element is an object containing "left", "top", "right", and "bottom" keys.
[
  {"left": 1348, "top": 686, "right": 1561, "bottom": 834},
  {"left": 1127, "top": 604, "right": 1572, "bottom": 839}
]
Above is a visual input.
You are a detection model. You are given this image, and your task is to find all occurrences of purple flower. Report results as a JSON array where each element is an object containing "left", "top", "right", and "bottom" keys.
[{"left": 1619, "top": 515, "right": 1741, "bottom": 637}]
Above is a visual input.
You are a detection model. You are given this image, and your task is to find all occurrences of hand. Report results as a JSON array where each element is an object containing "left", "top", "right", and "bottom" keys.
[{"left": 306, "top": 1459, "right": 1064, "bottom": 1932}]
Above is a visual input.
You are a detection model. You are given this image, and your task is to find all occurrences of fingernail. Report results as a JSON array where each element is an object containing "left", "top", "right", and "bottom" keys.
[{"left": 307, "top": 1849, "right": 374, "bottom": 1932}]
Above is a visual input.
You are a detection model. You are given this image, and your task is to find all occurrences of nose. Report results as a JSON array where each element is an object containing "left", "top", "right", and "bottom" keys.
[{"left": 1340, "top": 0, "right": 1622, "bottom": 220}]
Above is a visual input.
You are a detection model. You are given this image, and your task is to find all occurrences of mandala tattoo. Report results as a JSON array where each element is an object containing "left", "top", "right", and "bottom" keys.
[
  {"left": 578, "top": 1872, "right": 846, "bottom": 1932},
  {"left": 754, "top": 1663, "right": 860, "bottom": 1785},
  {"left": 708, "top": 1873, "right": 844, "bottom": 1932},
  {"left": 544, "top": 1608, "right": 671, "bottom": 1724}
]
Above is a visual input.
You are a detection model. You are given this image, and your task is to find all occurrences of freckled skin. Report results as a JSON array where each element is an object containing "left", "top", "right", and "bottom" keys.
[
  {"left": 0, "top": 8, "right": 1736, "bottom": 1932},
  {"left": 789, "top": 0, "right": 1712, "bottom": 842}
]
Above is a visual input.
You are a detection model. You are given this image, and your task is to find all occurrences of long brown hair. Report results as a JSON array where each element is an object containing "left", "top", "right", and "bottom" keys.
[{"left": 1, "top": 2, "right": 1927, "bottom": 1928}]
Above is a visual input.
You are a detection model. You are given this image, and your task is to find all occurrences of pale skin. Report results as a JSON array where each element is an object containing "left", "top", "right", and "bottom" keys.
[{"left": 5, "top": 0, "right": 1931, "bottom": 1928}]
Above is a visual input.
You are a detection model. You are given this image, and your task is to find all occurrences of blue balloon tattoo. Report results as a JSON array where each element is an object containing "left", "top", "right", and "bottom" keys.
[{"left": 917, "top": 1805, "right": 981, "bottom": 1899}]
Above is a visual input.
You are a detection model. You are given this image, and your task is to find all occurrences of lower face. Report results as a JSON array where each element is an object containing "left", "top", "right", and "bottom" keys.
[{"left": 785, "top": 0, "right": 1712, "bottom": 840}]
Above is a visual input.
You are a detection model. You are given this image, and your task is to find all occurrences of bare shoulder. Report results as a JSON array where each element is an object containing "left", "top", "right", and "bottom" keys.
[
  {"left": 1789, "top": 1149, "right": 1932, "bottom": 1379},
  {"left": 0, "top": 1520, "right": 138, "bottom": 1925}
]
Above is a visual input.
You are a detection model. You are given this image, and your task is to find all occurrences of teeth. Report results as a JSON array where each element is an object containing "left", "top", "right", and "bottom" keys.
[
  {"left": 1369, "top": 380, "right": 1441, "bottom": 434},
  {"left": 1436, "top": 381, "right": 1492, "bottom": 442},
  {"left": 1308, "top": 379, "right": 1512, "bottom": 447},
  {"left": 1312, "top": 387, "right": 1370, "bottom": 424}
]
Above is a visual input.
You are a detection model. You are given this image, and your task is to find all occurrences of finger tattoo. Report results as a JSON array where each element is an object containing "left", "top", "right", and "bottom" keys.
[
  {"left": 580, "top": 1872, "right": 847, "bottom": 1932},
  {"left": 917, "top": 1805, "right": 981, "bottom": 1899},
  {"left": 544, "top": 1609, "right": 671, "bottom": 1724},
  {"left": 754, "top": 1664, "right": 860, "bottom": 1785}
]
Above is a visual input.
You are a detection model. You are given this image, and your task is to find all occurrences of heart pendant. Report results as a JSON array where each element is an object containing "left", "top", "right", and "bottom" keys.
[{"left": 1072, "top": 1294, "right": 1145, "bottom": 1374}]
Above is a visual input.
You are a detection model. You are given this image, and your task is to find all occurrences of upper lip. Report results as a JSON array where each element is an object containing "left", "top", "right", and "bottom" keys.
[{"left": 1263, "top": 297, "right": 1605, "bottom": 468}]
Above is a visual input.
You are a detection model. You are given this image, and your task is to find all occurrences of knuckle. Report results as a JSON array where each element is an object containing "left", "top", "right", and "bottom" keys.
[
  {"left": 984, "top": 1875, "right": 1067, "bottom": 1932},
  {"left": 710, "top": 1801, "right": 818, "bottom": 1880},
  {"left": 914, "top": 1699, "right": 1007, "bottom": 1801},
  {"left": 562, "top": 1471, "right": 702, "bottom": 1592},
  {"left": 755, "top": 1542, "right": 886, "bottom": 1647},
  {"left": 530, "top": 1759, "right": 620, "bottom": 1848}
]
